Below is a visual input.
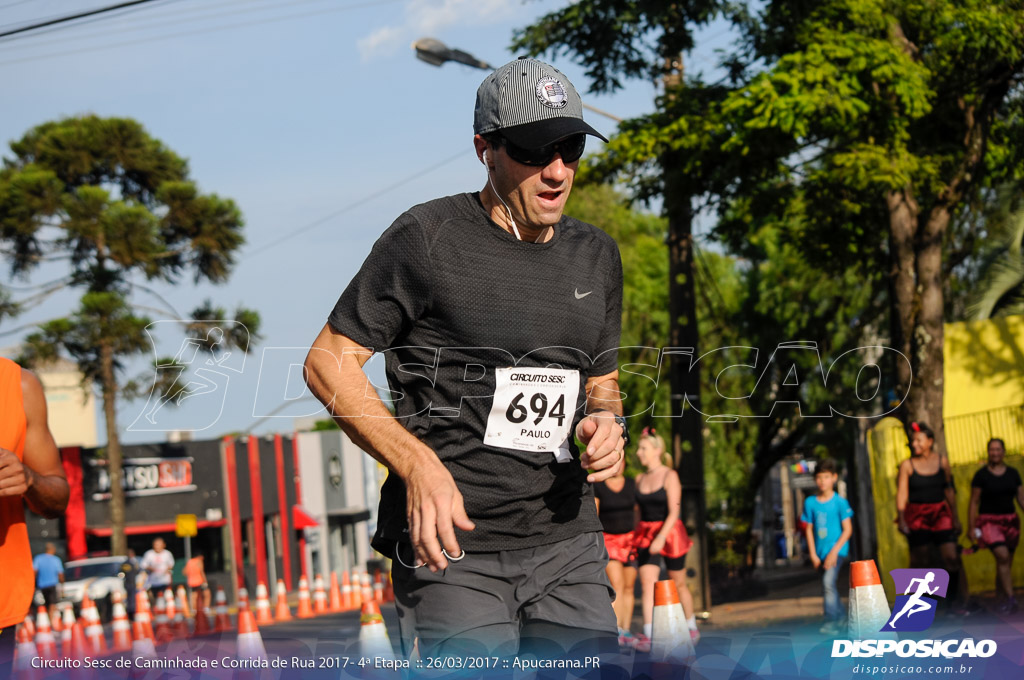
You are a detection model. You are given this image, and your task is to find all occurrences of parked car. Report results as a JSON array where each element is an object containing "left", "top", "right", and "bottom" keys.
[{"left": 61, "top": 556, "right": 130, "bottom": 621}]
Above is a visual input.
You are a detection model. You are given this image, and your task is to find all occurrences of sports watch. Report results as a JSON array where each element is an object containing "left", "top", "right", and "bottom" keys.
[{"left": 592, "top": 410, "right": 629, "bottom": 446}]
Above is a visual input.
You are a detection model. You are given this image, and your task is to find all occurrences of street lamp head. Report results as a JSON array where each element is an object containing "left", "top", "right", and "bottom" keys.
[
  {"left": 474, "top": 57, "right": 608, "bottom": 150},
  {"left": 412, "top": 38, "right": 449, "bottom": 67}
]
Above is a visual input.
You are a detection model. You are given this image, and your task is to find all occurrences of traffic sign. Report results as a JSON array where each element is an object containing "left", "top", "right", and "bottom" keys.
[{"left": 175, "top": 513, "right": 197, "bottom": 537}]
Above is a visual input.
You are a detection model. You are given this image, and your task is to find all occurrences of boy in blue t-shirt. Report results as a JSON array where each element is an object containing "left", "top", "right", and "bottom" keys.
[{"left": 802, "top": 459, "right": 854, "bottom": 635}]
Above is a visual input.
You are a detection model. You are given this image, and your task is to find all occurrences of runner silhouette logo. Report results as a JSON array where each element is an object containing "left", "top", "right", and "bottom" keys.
[{"left": 883, "top": 568, "right": 950, "bottom": 632}]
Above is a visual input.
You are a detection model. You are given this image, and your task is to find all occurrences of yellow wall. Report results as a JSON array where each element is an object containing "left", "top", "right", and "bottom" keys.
[{"left": 869, "top": 316, "right": 1024, "bottom": 599}]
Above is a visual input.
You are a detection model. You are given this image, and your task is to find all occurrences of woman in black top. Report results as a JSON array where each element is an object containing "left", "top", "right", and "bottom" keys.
[
  {"left": 595, "top": 471, "right": 638, "bottom": 643},
  {"left": 967, "top": 438, "right": 1023, "bottom": 613},
  {"left": 896, "top": 422, "right": 967, "bottom": 610}
]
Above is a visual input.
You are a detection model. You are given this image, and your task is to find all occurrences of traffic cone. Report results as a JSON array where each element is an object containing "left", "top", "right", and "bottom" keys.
[
  {"left": 255, "top": 582, "right": 275, "bottom": 626},
  {"left": 351, "top": 570, "right": 363, "bottom": 611},
  {"left": 313, "top": 574, "right": 329, "bottom": 615},
  {"left": 848, "top": 560, "right": 897, "bottom": 639},
  {"left": 358, "top": 600, "right": 394, "bottom": 660},
  {"left": 13, "top": 624, "right": 40, "bottom": 680},
  {"left": 172, "top": 587, "right": 191, "bottom": 639},
  {"left": 360, "top": 570, "right": 373, "bottom": 606},
  {"left": 194, "top": 603, "right": 213, "bottom": 636},
  {"left": 213, "top": 586, "right": 232, "bottom": 632},
  {"left": 238, "top": 587, "right": 249, "bottom": 611},
  {"left": 650, "top": 580, "right": 695, "bottom": 663},
  {"left": 131, "top": 617, "right": 157, "bottom": 659},
  {"left": 22, "top": 615, "right": 35, "bottom": 640},
  {"left": 152, "top": 590, "right": 173, "bottom": 643},
  {"left": 50, "top": 607, "right": 63, "bottom": 641},
  {"left": 135, "top": 590, "right": 154, "bottom": 641},
  {"left": 329, "top": 572, "right": 343, "bottom": 613},
  {"left": 34, "top": 606, "right": 57, "bottom": 660},
  {"left": 275, "top": 579, "right": 293, "bottom": 622},
  {"left": 296, "top": 577, "right": 314, "bottom": 618},
  {"left": 235, "top": 602, "right": 267, "bottom": 663},
  {"left": 373, "top": 569, "right": 385, "bottom": 604},
  {"left": 60, "top": 606, "right": 77, "bottom": 659},
  {"left": 110, "top": 592, "right": 133, "bottom": 652},
  {"left": 340, "top": 570, "right": 353, "bottom": 611}
]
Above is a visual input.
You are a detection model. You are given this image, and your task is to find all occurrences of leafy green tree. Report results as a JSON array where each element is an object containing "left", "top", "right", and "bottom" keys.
[
  {"left": 711, "top": 0, "right": 1024, "bottom": 450},
  {"left": 965, "top": 193, "right": 1024, "bottom": 319},
  {"left": 0, "top": 116, "right": 261, "bottom": 555}
]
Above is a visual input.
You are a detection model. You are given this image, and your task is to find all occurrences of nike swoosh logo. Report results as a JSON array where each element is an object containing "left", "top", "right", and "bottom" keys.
[{"left": 574, "top": 289, "right": 592, "bottom": 299}]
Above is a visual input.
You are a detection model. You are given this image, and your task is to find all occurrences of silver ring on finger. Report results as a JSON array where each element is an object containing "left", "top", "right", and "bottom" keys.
[
  {"left": 442, "top": 548, "right": 466, "bottom": 562},
  {"left": 394, "top": 540, "right": 426, "bottom": 569}
]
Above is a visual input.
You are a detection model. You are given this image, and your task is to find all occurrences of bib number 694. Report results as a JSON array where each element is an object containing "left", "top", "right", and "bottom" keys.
[{"left": 505, "top": 392, "right": 566, "bottom": 426}]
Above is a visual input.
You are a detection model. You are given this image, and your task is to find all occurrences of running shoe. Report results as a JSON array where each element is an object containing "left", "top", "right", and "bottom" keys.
[
  {"left": 617, "top": 630, "right": 635, "bottom": 649},
  {"left": 632, "top": 633, "right": 652, "bottom": 653}
]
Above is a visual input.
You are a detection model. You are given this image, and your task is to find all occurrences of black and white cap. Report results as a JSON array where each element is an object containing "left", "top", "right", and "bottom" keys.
[{"left": 473, "top": 57, "right": 608, "bottom": 150}]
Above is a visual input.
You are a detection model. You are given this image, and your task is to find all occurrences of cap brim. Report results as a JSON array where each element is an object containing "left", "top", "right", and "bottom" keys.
[{"left": 499, "top": 117, "right": 609, "bottom": 149}]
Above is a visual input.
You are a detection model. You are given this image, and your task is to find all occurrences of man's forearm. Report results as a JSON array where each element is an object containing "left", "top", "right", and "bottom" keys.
[
  {"left": 306, "top": 353, "right": 440, "bottom": 481},
  {"left": 24, "top": 466, "right": 69, "bottom": 518},
  {"left": 586, "top": 379, "right": 622, "bottom": 416}
]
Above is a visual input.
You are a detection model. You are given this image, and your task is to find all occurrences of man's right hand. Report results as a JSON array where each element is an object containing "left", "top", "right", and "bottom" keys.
[
  {"left": 0, "top": 447, "right": 31, "bottom": 497},
  {"left": 404, "top": 461, "right": 475, "bottom": 572}
]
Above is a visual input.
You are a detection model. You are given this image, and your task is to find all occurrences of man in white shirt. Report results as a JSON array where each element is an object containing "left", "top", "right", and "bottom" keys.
[{"left": 140, "top": 537, "right": 174, "bottom": 598}]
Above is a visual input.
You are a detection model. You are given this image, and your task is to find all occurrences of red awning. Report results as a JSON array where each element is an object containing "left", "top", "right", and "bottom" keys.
[
  {"left": 292, "top": 505, "right": 319, "bottom": 529},
  {"left": 84, "top": 519, "right": 226, "bottom": 537}
]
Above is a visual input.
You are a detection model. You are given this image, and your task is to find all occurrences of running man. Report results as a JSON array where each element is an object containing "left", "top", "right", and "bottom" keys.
[
  {"left": 0, "top": 358, "right": 68, "bottom": 678},
  {"left": 306, "top": 57, "right": 624, "bottom": 659}
]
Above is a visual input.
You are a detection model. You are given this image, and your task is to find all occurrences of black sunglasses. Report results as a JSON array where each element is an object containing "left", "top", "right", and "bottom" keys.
[{"left": 499, "top": 134, "right": 587, "bottom": 166}]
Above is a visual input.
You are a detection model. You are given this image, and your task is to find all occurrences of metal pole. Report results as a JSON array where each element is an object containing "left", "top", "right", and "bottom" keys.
[{"left": 184, "top": 535, "right": 192, "bottom": 608}]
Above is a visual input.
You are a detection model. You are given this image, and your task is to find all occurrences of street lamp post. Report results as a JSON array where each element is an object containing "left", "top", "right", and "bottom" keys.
[{"left": 412, "top": 38, "right": 623, "bottom": 123}]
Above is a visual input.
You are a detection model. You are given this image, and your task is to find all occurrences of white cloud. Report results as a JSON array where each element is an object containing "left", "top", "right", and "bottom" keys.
[{"left": 357, "top": 0, "right": 519, "bottom": 61}]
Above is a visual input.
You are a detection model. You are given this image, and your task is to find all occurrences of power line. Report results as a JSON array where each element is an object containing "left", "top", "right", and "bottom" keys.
[
  {"left": 0, "top": 0, "right": 399, "bottom": 67},
  {"left": 0, "top": 0, "right": 169, "bottom": 40},
  {"left": 0, "top": 0, "right": 36, "bottom": 13},
  {"left": 245, "top": 149, "right": 470, "bottom": 258}
]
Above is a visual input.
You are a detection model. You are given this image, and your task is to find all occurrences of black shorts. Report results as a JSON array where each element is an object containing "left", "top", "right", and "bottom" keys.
[
  {"left": 907, "top": 529, "right": 957, "bottom": 548},
  {"left": 636, "top": 548, "right": 686, "bottom": 571},
  {"left": 40, "top": 586, "right": 59, "bottom": 607}
]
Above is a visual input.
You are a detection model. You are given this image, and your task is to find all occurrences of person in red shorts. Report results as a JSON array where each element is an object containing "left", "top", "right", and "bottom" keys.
[
  {"left": 632, "top": 428, "right": 697, "bottom": 650},
  {"left": 967, "top": 438, "right": 1023, "bottom": 614},
  {"left": 595, "top": 466, "right": 637, "bottom": 647},
  {"left": 896, "top": 421, "right": 968, "bottom": 612}
]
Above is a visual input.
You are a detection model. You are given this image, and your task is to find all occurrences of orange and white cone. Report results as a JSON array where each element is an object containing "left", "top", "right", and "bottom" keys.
[
  {"left": 238, "top": 587, "right": 249, "bottom": 611},
  {"left": 650, "top": 580, "right": 695, "bottom": 663},
  {"left": 152, "top": 591, "right": 172, "bottom": 643},
  {"left": 329, "top": 572, "right": 343, "bottom": 613},
  {"left": 351, "top": 570, "right": 363, "bottom": 611},
  {"left": 131, "top": 617, "right": 157, "bottom": 659},
  {"left": 22, "top": 615, "right": 35, "bottom": 640},
  {"left": 313, "top": 574, "right": 329, "bottom": 615},
  {"left": 296, "top": 577, "right": 314, "bottom": 618},
  {"left": 34, "top": 606, "right": 57, "bottom": 661},
  {"left": 110, "top": 592, "right": 133, "bottom": 652},
  {"left": 213, "top": 586, "right": 232, "bottom": 632},
  {"left": 50, "top": 607, "right": 63, "bottom": 642},
  {"left": 194, "top": 602, "right": 213, "bottom": 636},
  {"left": 235, "top": 602, "right": 268, "bottom": 663},
  {"left": 340, "top": 570, "right": 353, "bottom": 611},
  {"left": 373, "top": 569, "right": 384, "bottom": 604},
  {"left": 275, "top": 579, "right": 293, "bottom": 622},
  {"left": 360, "top": 570, "right": 373, "bottom": 607},
  {"left": 171, "top": 585, "right": 191, "bottom": 639},
  {"left": 255, "top": 582, "right": 275, "bottom": 626},
  {"left": 13, "top": 624, "right": 40, "bottom": 680},
  {"left": 135, "top": 590, "right": 154, "bottom": 641},
  {"left": 79, "top": 595, "right": 107, "bottom": 655},
  {"left": 848, "top": 560, "right": 897, "bottom": 640},
  {"left": 176, "top": 585, "right": 193, "bottom": 620},
  {"left": 358, "top": 600, "right": 394, "bottom": 660},
  {"left": 60, "top": 606, "right": 77, "bottom": 659}
]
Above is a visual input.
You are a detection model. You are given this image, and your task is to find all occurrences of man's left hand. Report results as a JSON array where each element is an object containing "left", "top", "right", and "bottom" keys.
[
  {"left": 576, "top": 411, "right": 625, "bottom": 483},
  {"left": 0, "top": 448, "right": 32, "bottom": 497}
]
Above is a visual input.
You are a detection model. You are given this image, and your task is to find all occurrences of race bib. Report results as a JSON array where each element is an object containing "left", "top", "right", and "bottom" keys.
[{"left": 483, "top": 367, "right": 580, "bottom": 462}]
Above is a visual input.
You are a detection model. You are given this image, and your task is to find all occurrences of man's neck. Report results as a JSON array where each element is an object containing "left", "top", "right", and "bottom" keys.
[
  {"left": 817, "top": 489, "right": 835, "bottom": 501},
  {"left": 479, "top": 186, "right": 553, "bottom": 243}
]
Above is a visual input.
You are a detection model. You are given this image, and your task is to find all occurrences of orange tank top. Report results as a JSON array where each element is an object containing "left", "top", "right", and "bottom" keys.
[{"left": 0, "top": 357, "right": 31, "bottom": 629}]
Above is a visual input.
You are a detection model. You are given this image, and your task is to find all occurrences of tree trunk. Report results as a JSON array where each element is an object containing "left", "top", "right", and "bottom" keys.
[
  {"left": 886, "top": 187, "right": 918, "bottom": 417},
  {"left": 100, "top": 340, "right": 126, "bottom": 556}
]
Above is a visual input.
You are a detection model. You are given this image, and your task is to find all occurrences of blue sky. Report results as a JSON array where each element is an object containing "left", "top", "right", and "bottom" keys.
[{"left": 0, "top": 0, "right": 734, "bottom": 444}]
